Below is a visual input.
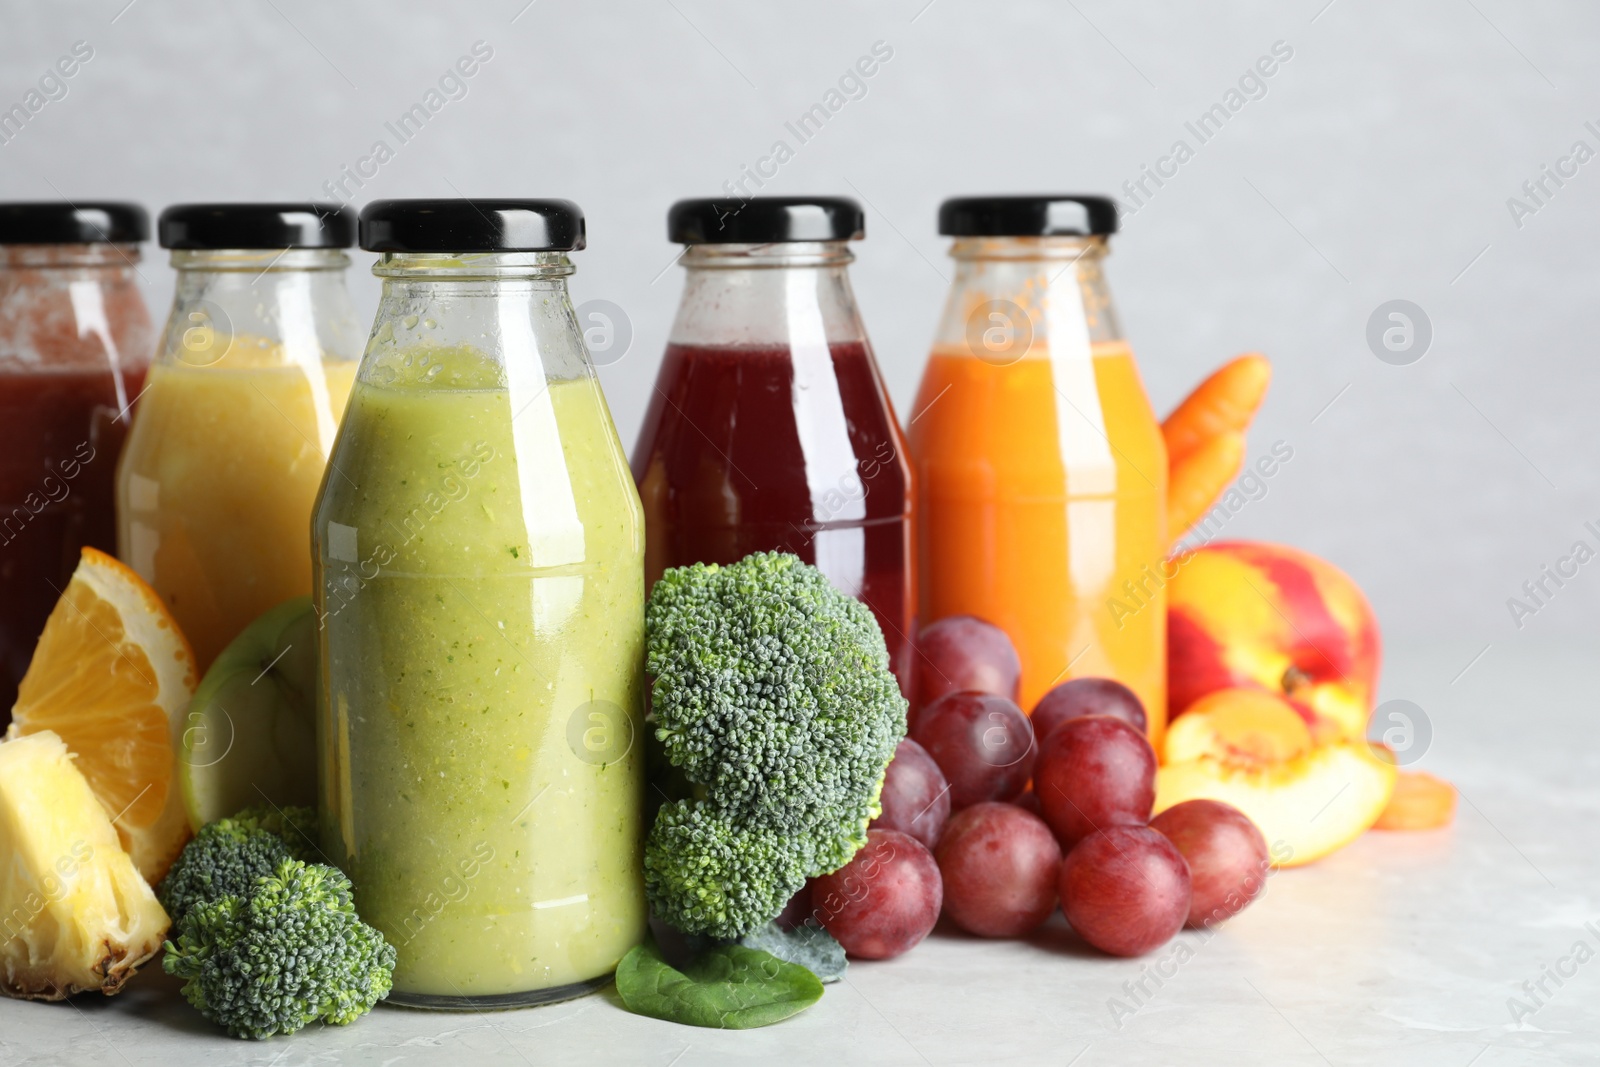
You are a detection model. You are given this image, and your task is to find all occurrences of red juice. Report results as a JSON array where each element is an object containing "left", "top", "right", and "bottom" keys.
[
  {"left": 0, "top": 367, "right": 146, "bottom": 709},
  {"left": 0, "top": 221, "right": 154, "bottom": 718},
  {"left": 632, "top": 340, "right": 915, "bottom": 675}
]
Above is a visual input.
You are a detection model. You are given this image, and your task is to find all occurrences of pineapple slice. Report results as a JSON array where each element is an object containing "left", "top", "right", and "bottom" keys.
[{"left": 0, "top": 730, "right": 170, "bottom": 1000}]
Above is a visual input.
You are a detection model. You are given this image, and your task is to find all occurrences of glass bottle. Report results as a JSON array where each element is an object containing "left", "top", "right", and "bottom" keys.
[
  {"left": 632, "top": 197, "right": 915, "bottom": 684},
  {"left": 0, "top": 202, "right": 154, "bottom": 717},
  {"left": 909, "top": 196, "right": 1169, "bottom": 742},
  {"left": 116, "top": 203, "right": 360, "bottom": 672},
  {"left": 314, "top": 199, "right": 646, "bottom": 1008}
]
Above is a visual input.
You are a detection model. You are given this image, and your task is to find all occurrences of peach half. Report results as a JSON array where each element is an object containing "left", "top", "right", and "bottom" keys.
[
  {"left": 1162, "top": 688, "right": 1313, "bottom": 766},
  {"left": 1167, "top": 541, "right": 1380, "bottom": 744},
  {"left": 1155, "top": 690, "right": 1395, "bottom": 867}
]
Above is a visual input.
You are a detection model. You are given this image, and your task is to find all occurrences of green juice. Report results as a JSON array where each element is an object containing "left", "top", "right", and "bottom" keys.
[{"left": 313, "top": 347, "right": 646, "bottom": 1001}]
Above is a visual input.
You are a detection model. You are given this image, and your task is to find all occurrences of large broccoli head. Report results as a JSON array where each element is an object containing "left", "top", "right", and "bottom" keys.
[
  {"left": 157, "top": 805, "right": 319, "bottom": 926},
  {"left": 644, "top": 552, "right": 907, "bottom": 939},
  {"left": 164, "top": 859, "right": 396, "bottom": 1040}
]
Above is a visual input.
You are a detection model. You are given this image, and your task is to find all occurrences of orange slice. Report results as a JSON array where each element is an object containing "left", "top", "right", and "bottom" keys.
[{"left": 7, "top": 547, "right": 197, "bottom": 883}]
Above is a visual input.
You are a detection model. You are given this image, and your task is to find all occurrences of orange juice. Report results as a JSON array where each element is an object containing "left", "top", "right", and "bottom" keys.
[{"left": 912, "top": 340, "right": 1167, "bottom": 737}]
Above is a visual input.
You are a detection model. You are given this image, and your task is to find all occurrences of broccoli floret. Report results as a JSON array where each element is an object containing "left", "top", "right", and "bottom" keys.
[
  {"left": 163, "top": 859, "right": 396, "bottom": 1040},
  {"left": 644, "top": 801, "right": 810, "bottom": 937},
  {"left": 644, "top": 552, "right": 907, "bottom": 939},
  {"left": 157, "top": 805, "right": 320, "bottom": 926}
]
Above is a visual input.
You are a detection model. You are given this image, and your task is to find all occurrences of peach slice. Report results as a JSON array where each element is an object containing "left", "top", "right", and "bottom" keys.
[
  {"left": 1373, "top": 770, "right": 1456, "bottom": 831},
  {"left": 1155, "top": 741, "right": 1396, "bottom": 867},
  {"left": 1164, "top": 688, "right": 1313, "bottom": 766}
]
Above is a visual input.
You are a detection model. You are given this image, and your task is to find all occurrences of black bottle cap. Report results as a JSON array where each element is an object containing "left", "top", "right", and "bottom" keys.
[
  {"left": 938, "top": 195, "right": 1119, "bottom": 237},
  {"left": 0, "top": 201, "right": 149, "bottom": 244},
  {"left": 159, "top": 203, "right": 356, "bottom": 250},
  {"left": 360, "top": 199, "right": 586, "bottom": 253},
  {"left": 668, "top": 197, "right": 864, "bottom": 244}
]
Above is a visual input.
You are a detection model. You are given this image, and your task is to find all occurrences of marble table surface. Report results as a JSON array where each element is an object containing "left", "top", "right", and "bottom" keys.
[{"left": 4, "top": 639, "right": 1594, "bottom": 1067}]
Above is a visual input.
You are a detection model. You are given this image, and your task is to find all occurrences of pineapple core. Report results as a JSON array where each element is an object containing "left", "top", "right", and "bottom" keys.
[{"left": 0, "top": 730, "right": 170, "bottom": 1000}]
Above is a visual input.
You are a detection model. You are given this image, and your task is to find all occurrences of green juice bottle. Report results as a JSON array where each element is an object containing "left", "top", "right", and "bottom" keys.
[{"left": 312, "top": 199, "right": 646, "bottom": 1008}]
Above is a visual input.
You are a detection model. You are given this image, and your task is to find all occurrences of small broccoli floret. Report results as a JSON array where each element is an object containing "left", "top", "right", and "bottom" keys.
[
  {"left": 644, "top": 801, "right": 810, "bottom": 938},
  {"left": 163, "top": 859, "right": 396, "bottom": 1040},
  {"left": 645, "top": 552, "right": 907, "bottom": 938},
  {"left": 157, "top": 805, "right": 320, "bottom": 926}
]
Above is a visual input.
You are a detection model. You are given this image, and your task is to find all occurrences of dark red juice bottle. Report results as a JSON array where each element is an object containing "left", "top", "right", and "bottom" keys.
[
  {"left": 0, "top": 203, "right": 154, "bottom": 718},
  {"left": 632, "top": 198, "right": 915, "bottom": 684}
]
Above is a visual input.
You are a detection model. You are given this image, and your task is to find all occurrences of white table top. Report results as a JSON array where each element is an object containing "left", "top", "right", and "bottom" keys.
[{"left": 5, "top": 639, "right": 1594, "bottom": 1066}]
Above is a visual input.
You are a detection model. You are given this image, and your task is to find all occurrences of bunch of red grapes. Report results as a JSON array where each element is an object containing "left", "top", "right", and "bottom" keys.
[{"left": 803, "top": 617, "right": 1272, "bottom": 960}]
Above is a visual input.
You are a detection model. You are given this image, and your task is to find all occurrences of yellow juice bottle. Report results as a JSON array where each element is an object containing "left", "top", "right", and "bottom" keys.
[{"left": 116, "top": 204, "right": 361, "bottom": 670}]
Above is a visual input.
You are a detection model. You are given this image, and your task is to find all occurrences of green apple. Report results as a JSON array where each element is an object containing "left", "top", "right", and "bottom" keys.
[{"left": 179, "top": 596, "right": 317, "bottom": 829}]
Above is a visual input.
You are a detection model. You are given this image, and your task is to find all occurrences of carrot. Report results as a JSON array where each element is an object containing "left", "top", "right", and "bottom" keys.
[
  {"left": 1373, "top": 770, "right": 1457, "bottom": 831},
  {"left": 1168, "top": 431, "right": 1244, "bottom": 540},
  {"left": 1163, "top": 353, "right": 1272, "bottom": 465}
]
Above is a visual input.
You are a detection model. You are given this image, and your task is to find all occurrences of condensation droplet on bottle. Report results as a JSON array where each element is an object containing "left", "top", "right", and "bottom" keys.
[
  {"left": 423, "top": 318, "right": 438, "bottom": 330},
  {"left": 402, "top": 314, "right": 420, "bottom": 330}
]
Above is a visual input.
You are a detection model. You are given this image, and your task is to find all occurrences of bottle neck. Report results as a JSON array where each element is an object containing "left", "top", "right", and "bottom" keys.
[
  {"left": 0, "top": 244, "right": 153, "bottom": 372},
  {"left": 363, "top": 251, "right": 590, "bottom": 388},
  {"left": 372, "top": 250, "right": 574, "bottom": 281},
  {"left": 0, "top": 243, "right": 144, "bottom": 272},
  {"left": 947, "top": 235, "right": 1107, "bottom": 263},
  {"left": 679, "top": 241, "right": 854, "bottom": 270},
  {"left": 170, "top": 247, "right": 349, "bottom": 273},
  {"left": 669, "top": 241, "right": 866, "bottom": 349},
  {"left": 934, "top": 235, "right": 1123, "bottom": 356},
  {"left": 162, "top": 248, "right": 360, "bottom": 369}
]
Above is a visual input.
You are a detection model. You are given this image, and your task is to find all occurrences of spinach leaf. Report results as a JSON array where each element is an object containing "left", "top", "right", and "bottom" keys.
[
  {"left": 739, "top": 921, "right": 846, "bottom": 984},
  {"left": 615, "top": 937, "right": 823, "bottom": 1029}
]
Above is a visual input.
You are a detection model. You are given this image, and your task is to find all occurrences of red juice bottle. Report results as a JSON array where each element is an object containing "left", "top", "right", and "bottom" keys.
[
  {"left": 632, "top": 198, "right": 915, "bottom": 683},
  {"left": 0, "top": 203, "right": 154, "bottom": 717}
]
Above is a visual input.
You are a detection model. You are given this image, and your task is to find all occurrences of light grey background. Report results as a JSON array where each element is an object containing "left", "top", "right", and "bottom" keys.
[
  {"left": 3, "top": 0, "right": 1597, "bottom": 660},
  {"left": 3, "top": 6, "right": 1598, "bottom": 1063}
]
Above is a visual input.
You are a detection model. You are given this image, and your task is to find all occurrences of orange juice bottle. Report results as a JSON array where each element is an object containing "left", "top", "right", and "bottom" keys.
[{"left": 909, "top": 196, "right": 1168, "bottom": 744}]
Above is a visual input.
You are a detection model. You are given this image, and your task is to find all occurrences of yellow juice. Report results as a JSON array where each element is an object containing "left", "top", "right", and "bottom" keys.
[{"left": 117, "top": 345, "right": 355, "bottom": 670}]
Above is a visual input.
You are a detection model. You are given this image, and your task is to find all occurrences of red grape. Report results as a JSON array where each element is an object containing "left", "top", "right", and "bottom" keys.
[
  {"left": 935, "top": 802, "right": 1062, "bottom": 938},
  {"left": 774, "top": 882, "right": 813, "bottom": 930},
  {"left": 1032, "top": 677, "right": 1148, "bottom": 740},
  {"left": 912, "top": 616, "right": 1021, "bottom": 717},
  {"left": 1150, "top": 799, "right": 1270, "bottom": 928},
  {"left": 870, "top": 738, "right": 951, "bottom": 849},
  {"left": 812, "top": 829, "right": 941, "bottom": 960},
  {"left": 1059, "top": 826, "right": 1191, "bottom": 956},
  {"left": 1034, "top": 715, "right": 1155, "bottom": 848},
  {"left": 911, "top": 691, "right": 1035, "bottom": 808}
]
